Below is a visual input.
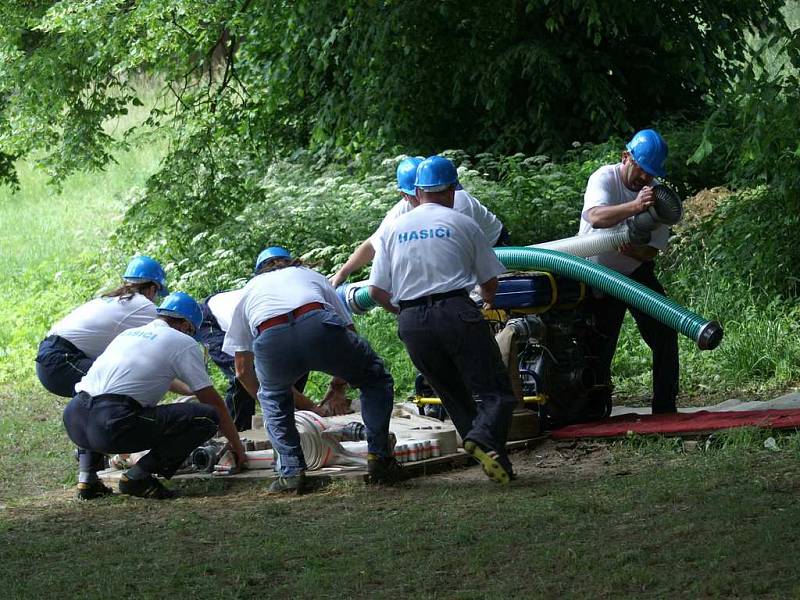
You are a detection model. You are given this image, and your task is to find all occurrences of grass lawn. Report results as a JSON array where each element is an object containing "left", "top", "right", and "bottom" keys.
[
  {"left": 2, "top": 435, "right": 800, "bottom": 598},
  {"left": 0, "top": 135, "right": 167, "bottom": 500}
]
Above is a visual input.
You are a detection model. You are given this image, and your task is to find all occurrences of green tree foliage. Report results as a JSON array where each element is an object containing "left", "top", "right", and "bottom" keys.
[
  {"left": 0, "top": 0, "right": 789, "bottom": 189},
  {"left": 687, "top": 31, "right": 800, "bottom": 201}
]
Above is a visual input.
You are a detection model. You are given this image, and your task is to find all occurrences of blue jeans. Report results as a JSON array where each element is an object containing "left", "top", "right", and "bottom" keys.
[
  {"left": 253, "top": 308, "right": 394, "bottom": 477},
  {"left": 198, "top": 300, "right": 309, "bottom": 431}
]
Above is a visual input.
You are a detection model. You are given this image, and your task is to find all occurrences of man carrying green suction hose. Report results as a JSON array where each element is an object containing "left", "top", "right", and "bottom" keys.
[{"left": 577, "top": 129, "right": 680, "bottom": 414}]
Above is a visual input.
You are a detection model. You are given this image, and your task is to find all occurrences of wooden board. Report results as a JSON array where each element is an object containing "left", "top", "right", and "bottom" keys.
[{"left": 97, "top": 436, "right": 548, "bottom": 484}]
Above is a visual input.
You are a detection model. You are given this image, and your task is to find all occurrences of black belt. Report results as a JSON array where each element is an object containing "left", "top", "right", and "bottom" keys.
[
  {"left": 76, "top": 390, "right": 142, "bottom": 408},
  {"left": 398, "top": 289, "right": 469, "bottom": 310}
]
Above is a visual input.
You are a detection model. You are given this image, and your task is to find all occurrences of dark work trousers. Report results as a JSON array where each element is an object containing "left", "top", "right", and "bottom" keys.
[
  {"left": 584, "top": 261, "right": 679, "bottom": 414},
  {"left": 197, "top": 299, "right": 308, "bottom": 431},
  {"left": 397, "top": 294, "right": 517, "bottom": 456},
  {"left": 35, "top": 335, "right": 94, "bottom": 398},
  {"left": 63, "top": 391, "right": 219, "bottom": 478},
  {"left": 417, "top": 227, "right": 510, "bottom": 422}
]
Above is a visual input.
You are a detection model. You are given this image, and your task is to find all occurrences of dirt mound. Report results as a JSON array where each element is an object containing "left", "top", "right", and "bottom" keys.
[{"left": 680, "top": 186, "right": 732, "bottom": 226}]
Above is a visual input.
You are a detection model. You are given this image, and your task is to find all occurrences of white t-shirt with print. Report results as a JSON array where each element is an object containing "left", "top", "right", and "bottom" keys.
[
  {"left": 370, "top": 189, "right": 503, "bottom": 247},
  {"left": 49, "top": 293, "right": 157, "bottom": 359},
  {"left": 577, "top": 163, "right": 670, "bottom": 275},
  {"left": 222, "top": 266, "right": 353, "bottom": 355},
  {"left": 369, "top": 202, "right": 505, "bottom": 305},
  {"left": 76, "top": 319, "right": 212, "bottom": 407}
]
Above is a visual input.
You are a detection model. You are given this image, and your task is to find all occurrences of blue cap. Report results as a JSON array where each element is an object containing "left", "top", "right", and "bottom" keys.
[
  {"left": 396, "top": 157, "right": 424, "bottom": 196},
  {"left": 255, "top": 246, "right": 292, "bottom": 273},
  {"left": 415, "top": 156, "right": 458, "bottom": 191},
  {"left": 123, "top": 256, "right": 168, "bottom": 297},
  {"left": 157, "top": 292, "right": 203, "bottom": 335},
  {"left": 626, "top": 129, "right": 668, "bottom": 178}
]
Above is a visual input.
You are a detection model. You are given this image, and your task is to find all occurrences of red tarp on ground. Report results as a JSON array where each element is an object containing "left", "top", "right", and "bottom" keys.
[{"left": 550, "top": 409, "right": 800, "bottom": 439}]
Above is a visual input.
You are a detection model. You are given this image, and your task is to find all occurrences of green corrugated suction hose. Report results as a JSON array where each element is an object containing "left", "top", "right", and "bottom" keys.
[{"left": 348, "top": 247, "right": 723, "bottom": 350}]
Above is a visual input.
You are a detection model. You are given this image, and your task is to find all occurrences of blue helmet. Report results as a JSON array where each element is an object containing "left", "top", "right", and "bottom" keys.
[
  {"left": 255, "top": 246, "right": 292, "bottom": 273},
  {"left": 626, "top": 129, "right": 668, "bottom": 178},
  {"left": 415, "top": 156, "right": 458, "bottom": 191},
  {"left": 123, "top": 256, "right": 168, "bottom": 297},
  {"left": 396, "top": 157, "right": 424, "bottom": 196},
  {"left": 157, "top": 292, "right": 203, "bottom": 335}
]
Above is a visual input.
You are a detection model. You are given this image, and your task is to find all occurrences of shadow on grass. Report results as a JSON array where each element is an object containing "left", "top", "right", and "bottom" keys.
[{"left": 2, "top": 447, "right": 800, "bottom": 598}]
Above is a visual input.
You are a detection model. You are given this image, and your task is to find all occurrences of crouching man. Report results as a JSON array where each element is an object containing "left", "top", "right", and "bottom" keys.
[
  {"left": 369, "top": 156, "right": 517, "bottom": 484},
  {"left": 223, "top": 246, "right": 402, "bottom": 494},
  {"left": 63, "top": 292, "right": 246, "bottom": 500}
]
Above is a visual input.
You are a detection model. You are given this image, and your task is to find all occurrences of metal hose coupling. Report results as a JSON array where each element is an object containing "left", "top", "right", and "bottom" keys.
[
  {"left": 190, "top": 440, "right": 227, "bottom": 473},
  {"left": 336, "top": 281, "right": 372, "bottom": 315},
  {"left": 506, "top": 315, "right": 546, "bottom": 340},
  {"left": 697, "top": 320, "right": 724, "bottom": 350},
  {"left": 631, "top": 184, "right": 684, "bottom": 234}
]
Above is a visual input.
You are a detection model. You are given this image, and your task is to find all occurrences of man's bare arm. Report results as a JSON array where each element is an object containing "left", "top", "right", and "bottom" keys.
[
  {"left": 478, "top": 277, "right": 499, "bottom": 308},
  {"left": 619, "top": 244, "right": 659, "bottom": 262},
  {"left": 330, "top": 239, "right": 376, "bottom": 287},
  {"left": 234, "top": 352, "right": 260, "bottom": 399},
  {"left": 194, "top": 386, "right": 246, "bottom": 466},
  {"left": 169, "top": 379, "right": 194, "bottom": 396},
  {"left": 234, "top": 351, "right": 323, "bottom": 414},
  {"left": 369, "top": 285, "right": 399, "bottom": 315},
  {"left": 585, "top": 186, "right": 655, "bottom": 228}
]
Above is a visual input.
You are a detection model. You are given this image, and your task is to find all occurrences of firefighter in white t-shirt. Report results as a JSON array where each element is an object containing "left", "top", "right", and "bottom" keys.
[
  {"left": 369, "top": 156, "right": 517, "bottom": 485},
  {"left": 329, "top": 156, "right": 508, "bottom": 287},
  {"left": 223, "top": 247, "right": 399, "bottom": 494},
  {"left": 197, "top": 288, "right": 335, "bottom": 430},
  {"left": 36, "top": 256, "right": 168, "bottom": 398},
  {"left": 63, "top": 292, "right": 246, "bottom": 500},
  {"left": 577, "top": 129, "right": 679, "bottom": 414}
]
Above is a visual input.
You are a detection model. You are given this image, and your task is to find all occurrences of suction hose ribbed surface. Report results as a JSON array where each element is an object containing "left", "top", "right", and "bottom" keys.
[
  {"left": 530, "top": 230, "right": 631, "bottom": 257},
  {"left": 353, "top": 285, "right": 376, "bottom": 313},
  {"left": 495, "top": 247, "right": 722, "bottom": 350},
  {"left": 347, "top": 247, "right": 722, "bottom": 350}
]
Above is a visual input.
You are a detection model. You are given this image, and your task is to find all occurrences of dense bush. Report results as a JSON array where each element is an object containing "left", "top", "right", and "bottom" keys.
[
  {"left": 685, "top": 34, "right": 800, "bottom": 200},
  {"left": 109, "top": 142, "right": 630, "bottom": 294},
  {"left": 665, "top": 186, "right": 800, "bottom": 301}
]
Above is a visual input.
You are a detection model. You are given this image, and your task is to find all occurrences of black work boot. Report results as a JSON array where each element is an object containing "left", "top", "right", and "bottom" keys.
[
  {"left": 364, "top": 454, "right": 409, "bottom": 485},
  {"left": 76, "top": 480, "right": 114, "bottom": 500},
  {"left": 118, "top": 474, "right": 177, "bottom": 499}
]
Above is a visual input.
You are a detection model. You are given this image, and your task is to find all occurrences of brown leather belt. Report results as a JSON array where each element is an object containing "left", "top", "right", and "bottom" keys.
[{"left": 256, "top": 302, "right": 325, "bottom": 334}]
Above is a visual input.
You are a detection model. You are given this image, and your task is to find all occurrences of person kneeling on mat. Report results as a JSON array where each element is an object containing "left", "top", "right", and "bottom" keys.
[
  {"left": 223, "top": 246, "right": 402, "bottom": 494},
  {"left": 63, "top": 292, "right": 246, "bottom": 500}
]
